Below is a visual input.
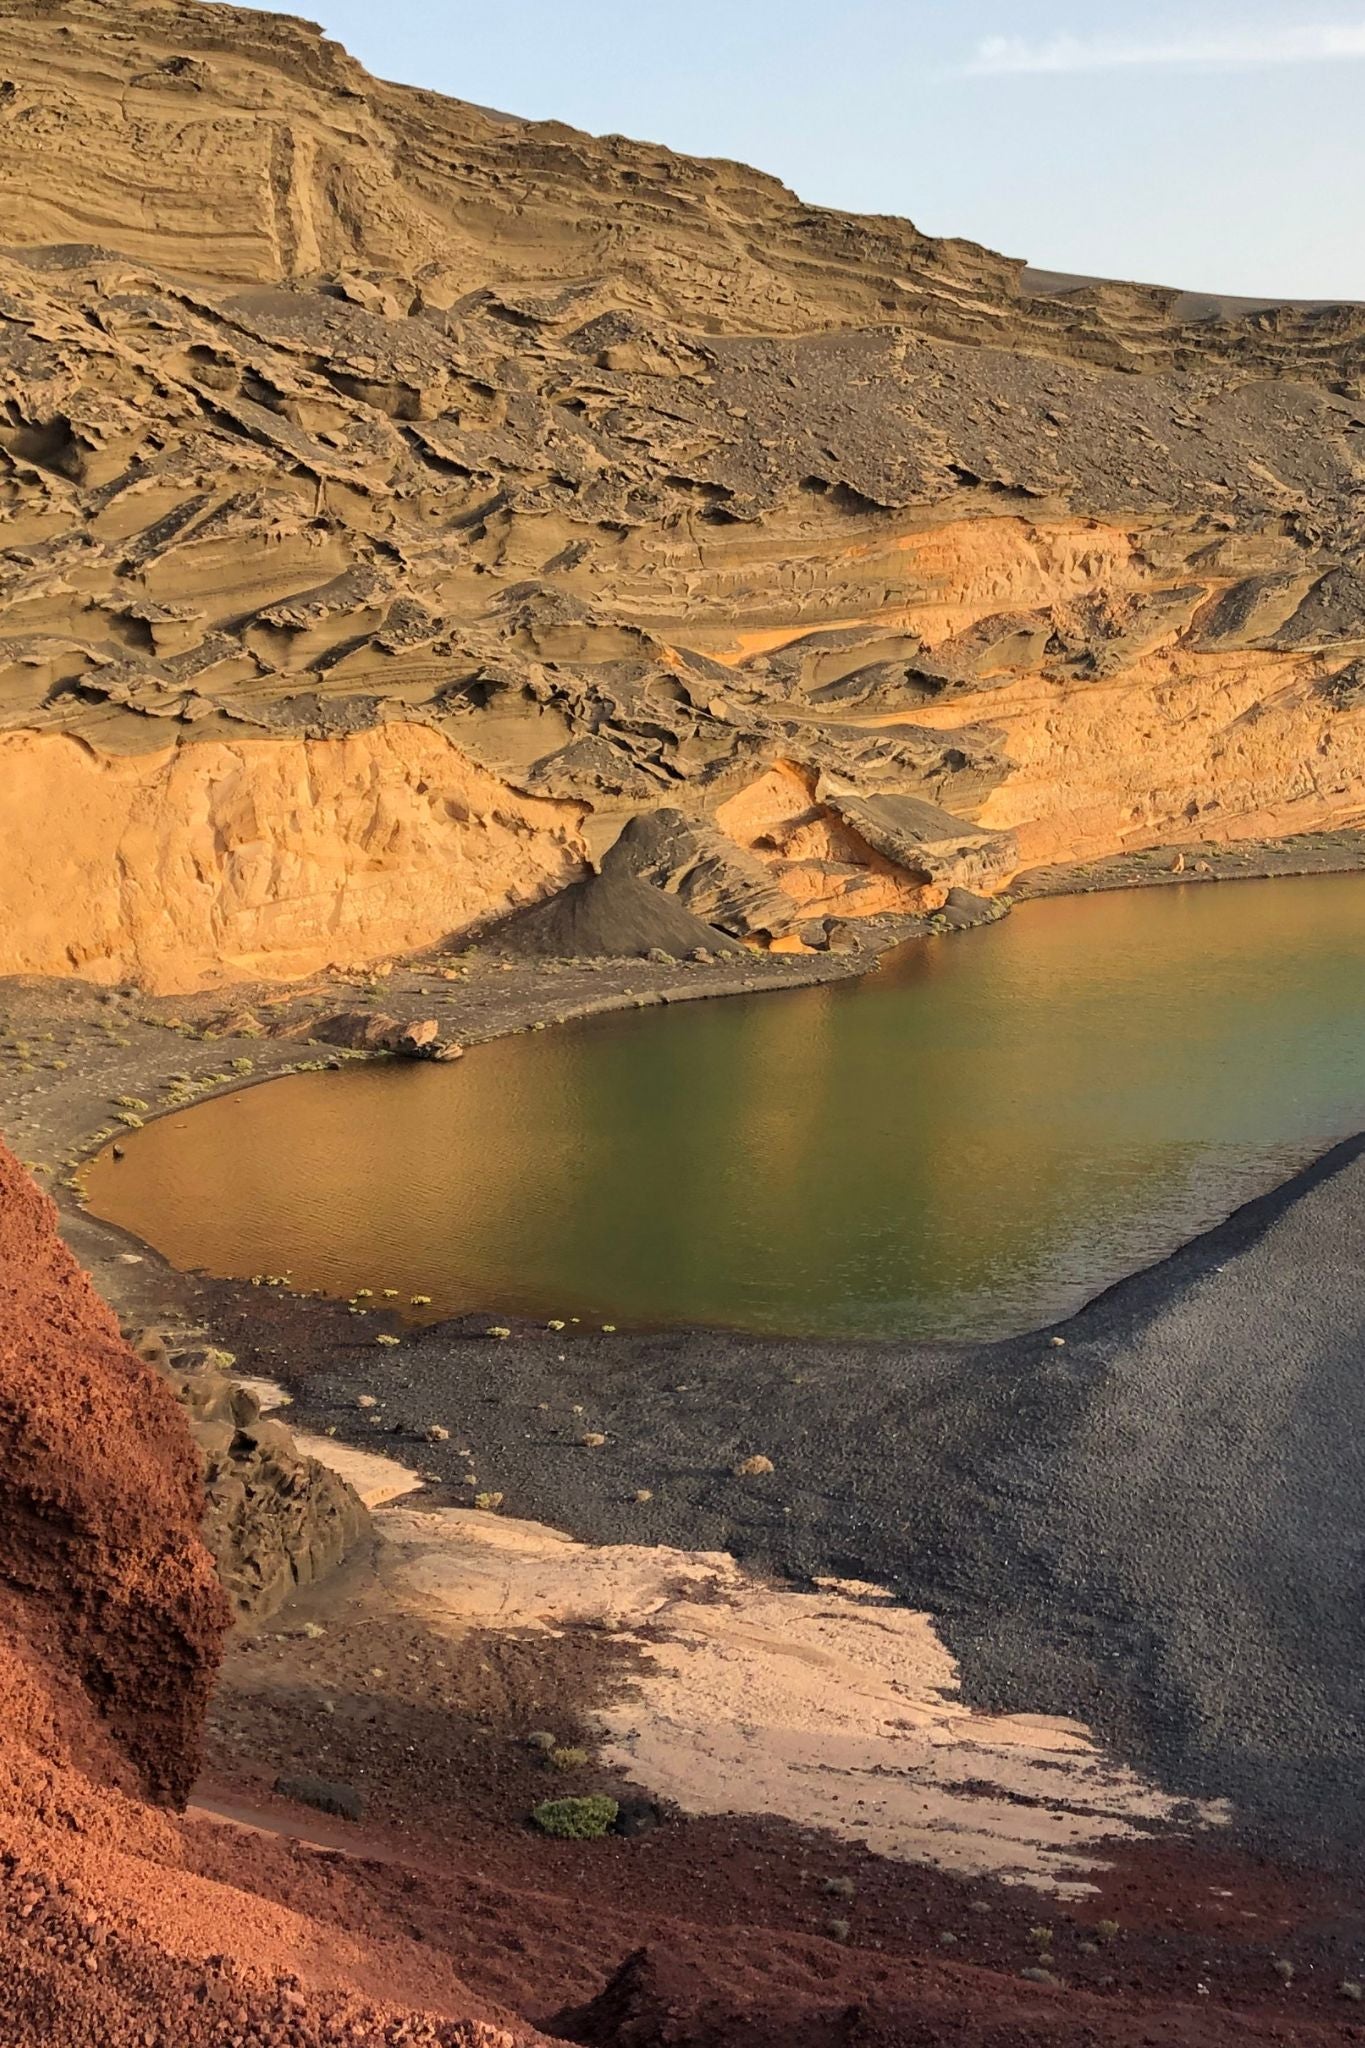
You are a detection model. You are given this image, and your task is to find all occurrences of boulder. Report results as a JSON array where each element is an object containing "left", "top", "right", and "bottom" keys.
[{"left": 302, "top": 1012, "right": 454, "bottom": 1059}]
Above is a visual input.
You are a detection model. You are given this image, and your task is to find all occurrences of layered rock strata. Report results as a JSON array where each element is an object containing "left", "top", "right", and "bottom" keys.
[{"left": 0, "top": 0, "right": 1363, "bottom": 990}]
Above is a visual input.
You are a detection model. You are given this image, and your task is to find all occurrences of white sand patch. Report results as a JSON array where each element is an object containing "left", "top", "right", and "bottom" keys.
[
  {"left": 372, "top": 1506, "right": 1230, "bottom": 1893},
  {"left": 230, "top": 1387, "right": 422, "bottom": 1505},
  {"left": 293, "top": 1434, "right": 423, "bottom": 1508}
]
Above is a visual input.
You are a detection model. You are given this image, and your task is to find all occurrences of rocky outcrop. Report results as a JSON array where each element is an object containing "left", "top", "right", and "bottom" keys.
[
  {"left": 819, "top": 790, "right": 1018, "bottom": 899},
  {"left": 0, "top": 1138, "right": 228, "bottom": 1803},
  {"left": 0, "top": 0, "right": 1363, "bottom": 992},
  {"left": 604, "top": 810, "right": 801, "bottom": 943},
  {"left": 295, "top": 1010, "right": 463, "bottom": 1058},
  {"left": 133, "top": 1333, "right": 370, "bottom": 1619}
]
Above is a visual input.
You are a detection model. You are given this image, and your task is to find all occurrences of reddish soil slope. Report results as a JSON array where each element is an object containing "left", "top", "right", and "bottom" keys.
[{"left": 0, "top": 1139, "right": 228, "bottom": 1803}]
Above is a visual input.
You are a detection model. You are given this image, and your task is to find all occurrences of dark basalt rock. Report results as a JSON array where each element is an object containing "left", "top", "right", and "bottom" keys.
[
  {"left": 134, "top": 1331, "right": 370, "bottom": 1621},
  {"left": 604, "top": 810, "right": 798, "bottom": 940}
]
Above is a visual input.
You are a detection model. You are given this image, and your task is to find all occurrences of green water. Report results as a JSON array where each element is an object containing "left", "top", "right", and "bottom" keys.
[{"left": 87, "top": 875, "right": 1365, "bottom": 1342}]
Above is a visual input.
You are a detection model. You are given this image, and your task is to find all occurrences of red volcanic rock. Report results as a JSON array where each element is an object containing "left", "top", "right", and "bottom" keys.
[{"left": 0, "top": 1138, "right": 229, "bottom": 1804}]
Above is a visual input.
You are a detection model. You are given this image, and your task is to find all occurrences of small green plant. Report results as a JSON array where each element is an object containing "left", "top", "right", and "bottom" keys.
[
  {"left": 112, "top": 1095, "right": 148, "bottom": 1112},
  {"left": 115, "top": 1111, "right": 144, "bottom": 1129},
  {"left": 531, "top": 1795, "right": 618, "bottom": 1840},
  {"left": 550, "top": 1746, "right": 590, "bottom": 1772},
  {"left": 230, "top": 1056, "right": 254, "bottom": 1074}
]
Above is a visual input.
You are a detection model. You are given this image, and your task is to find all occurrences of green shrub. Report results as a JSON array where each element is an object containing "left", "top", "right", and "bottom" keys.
[{"left": 530, "top": 1795, "right": 618, "bottom": 1840}]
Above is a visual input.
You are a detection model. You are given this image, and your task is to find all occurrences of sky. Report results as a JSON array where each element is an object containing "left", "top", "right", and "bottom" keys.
[{"left": 227, "top": 0, "right": 1365, "bottom": 300}]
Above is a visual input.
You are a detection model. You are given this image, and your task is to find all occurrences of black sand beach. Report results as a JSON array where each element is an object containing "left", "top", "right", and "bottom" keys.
[{"left": 205, "top": 1131, "right": 1365, "bottom": 1873}]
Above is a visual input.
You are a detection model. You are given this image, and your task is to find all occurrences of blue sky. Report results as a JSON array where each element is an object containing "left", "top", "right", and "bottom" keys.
[{"left": 228, "top": 1, "right": 1365, "bottom": 299}]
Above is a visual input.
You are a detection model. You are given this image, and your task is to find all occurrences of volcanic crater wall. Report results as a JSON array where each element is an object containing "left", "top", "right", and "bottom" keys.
[
  {"left": 1, "top": 0, "right": 1364, "bottom": 988},
  {"left": 0, "top": 1138, "right": 228, "bottom": 1805}
]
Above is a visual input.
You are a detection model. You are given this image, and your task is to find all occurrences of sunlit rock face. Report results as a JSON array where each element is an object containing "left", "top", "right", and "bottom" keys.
[{"left": 2, "top": 0, "right": 1364, "bottom": 987}]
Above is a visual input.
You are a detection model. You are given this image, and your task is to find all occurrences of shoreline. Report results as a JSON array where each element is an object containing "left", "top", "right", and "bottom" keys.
[
  {"left": 5, "top": 829, "right": 1361, "bottom": 1334},
  {"left": 192, "top": 1122, "right": 1365, "bottom": 1876},
  {"left": 1010, "top": 827, "right": 1365, "bottom": 900},
  {"left": 5, "top": 843, "right": 1365, "bottom": 1886}
]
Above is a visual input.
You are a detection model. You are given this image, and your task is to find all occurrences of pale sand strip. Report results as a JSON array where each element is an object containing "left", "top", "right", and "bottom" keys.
[
  {"left": 292, "top": 1435, "right": 424, "bottom": 1510},
  {"left": 230, "top": 1376, "right": 425, "bottom": 1508},
  {"left": 334, "top": 1494, "right": 1232, "bottom": 1894}
]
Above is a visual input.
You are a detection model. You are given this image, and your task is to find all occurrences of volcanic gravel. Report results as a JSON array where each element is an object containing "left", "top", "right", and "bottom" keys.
[{"left": 212, "top": 1133, "right": 1365, "bottom": 1874}]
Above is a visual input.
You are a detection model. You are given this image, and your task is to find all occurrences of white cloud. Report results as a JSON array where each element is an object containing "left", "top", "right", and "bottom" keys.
[{"left": 966, "top": 22, "right": 1365, "bottom": 75}]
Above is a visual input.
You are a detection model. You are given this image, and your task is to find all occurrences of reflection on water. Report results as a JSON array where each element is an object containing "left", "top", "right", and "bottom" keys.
[{"left": 87, "top": 875, "right": 1365, "bottom": 1341}]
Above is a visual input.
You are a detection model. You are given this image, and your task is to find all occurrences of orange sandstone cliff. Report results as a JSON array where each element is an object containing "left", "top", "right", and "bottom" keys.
[{"left": 1, "top": 0, "right": 1364, "bottom": 990}]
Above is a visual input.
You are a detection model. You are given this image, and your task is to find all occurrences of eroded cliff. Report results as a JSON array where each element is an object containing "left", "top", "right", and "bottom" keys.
[{"left": 2, "top": 0, "right": 1364, "bottom": 988}]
